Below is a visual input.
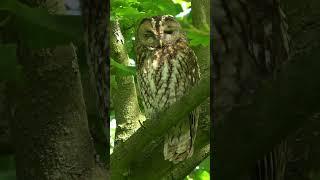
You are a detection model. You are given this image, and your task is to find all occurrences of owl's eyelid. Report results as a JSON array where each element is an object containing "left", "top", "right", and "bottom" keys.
[
  {"left": 144, "top": 30, "right": 155, "bottom": 36},
  {"left": 164, "top": 30, "right": 175, "bottom": 34},
  {"left": 144, "top": 33, "right": 154, "bottom": 38},
  {"left": 145, "top": 30, "right": 154, "bottom": 34}
]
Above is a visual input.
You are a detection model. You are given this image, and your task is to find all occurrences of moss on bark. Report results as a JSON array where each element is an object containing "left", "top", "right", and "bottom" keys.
[{"left": 110, "top": 20, "right": 143, "bottom": 148}]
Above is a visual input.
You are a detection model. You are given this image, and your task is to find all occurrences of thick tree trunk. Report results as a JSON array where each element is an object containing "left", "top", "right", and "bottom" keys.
[
  {"left": 10, "top": 44, "right": 97, "bottom": 179},
  {"left": 5, "top": 0, "right": 106, "bottom": 179},
  {"left": 191, "top": 0, "right": 210, "bottom": 77}
]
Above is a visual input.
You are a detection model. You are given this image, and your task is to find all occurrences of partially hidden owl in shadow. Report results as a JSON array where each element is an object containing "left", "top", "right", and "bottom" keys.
[{"left": 135, "top": 15, "right": 201, "bottom": 163}]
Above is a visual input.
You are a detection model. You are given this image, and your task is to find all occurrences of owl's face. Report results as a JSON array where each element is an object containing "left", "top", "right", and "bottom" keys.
[{"left": 136, "top": 15, "right": 185, "bottom": 48}]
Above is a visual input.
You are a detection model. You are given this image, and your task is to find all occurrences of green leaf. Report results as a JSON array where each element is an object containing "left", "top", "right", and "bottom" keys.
[
  {"left": 187, "top": 157, "right": 210, "bottom": 179},
  {"left": 197, "top": 170, "right": 210, "bottom": 180},
  {"left": 111, "top": 58, "right": 136, "bottom": 76},
  {"left": 198, "top": 156, "right": 210, "bottom": 171},
  {"left": 172, "top": 0, "right": 191, "bottom": 8},
  {"left": 112, "top": 0, "right": 183, "bottom": 20},
  {"left": 141, "top": 0, "right": 182, "bottom": 16},
  {"left": 0, "top": 44, "right": 22, "bottom": 81},
  {"left": 116, "top": 7, "right": 144, "bottom": 18},
  {"left": 186, "top": 27, "right": 210, "bottom": 47}
]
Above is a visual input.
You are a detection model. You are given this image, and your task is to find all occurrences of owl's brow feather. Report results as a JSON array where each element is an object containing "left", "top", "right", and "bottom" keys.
[
  {"left": 137, "top": 16, "right": 179, "bottom": 38},
  {"left": 138, "top": 15, "right": 176, "bottom": 27}
]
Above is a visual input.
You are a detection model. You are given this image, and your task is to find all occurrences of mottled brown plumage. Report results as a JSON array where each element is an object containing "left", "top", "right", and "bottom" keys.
[{"left": 135, "top": 15, "right": 200, "bottom": 163}]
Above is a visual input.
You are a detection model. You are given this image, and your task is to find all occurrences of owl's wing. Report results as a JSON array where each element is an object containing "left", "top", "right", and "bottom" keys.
[
  {"left": 163, "top": 47, "right": 200, "bottom": 163},
  {"left": 163, "top": 107, "right": 199, "bottom": 164}
]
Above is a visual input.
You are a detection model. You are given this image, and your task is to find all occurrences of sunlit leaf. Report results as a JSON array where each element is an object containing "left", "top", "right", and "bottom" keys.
[
  {"left": 198, "top": 156, "right": 210, "bottom": 171},
  {"left": 196, "top": 170, "right": 210, "bottom": 180},
  {"left": 116, "top": 7, "right": 143, "bottom": 18},
  {"left": 186, "top": 26, "right": 210, "bottom": 47},
  {"left": 188, "top": 157, "right": 210, "bottom": 179}
]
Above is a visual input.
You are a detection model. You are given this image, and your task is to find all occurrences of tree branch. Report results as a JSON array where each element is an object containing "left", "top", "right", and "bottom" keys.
[
  {"left": 110, "top": 20, "right": 143, "bottom": 147},
  {"left": 111, "top": 75, "right": 210, "bottom": 180},
  {"left": 127, "top": 110, "right": 210, "bottom": 179},
  {"left": 162, "top": 131, "right": 210, "bottom": 180},
  {"left": 213, "top": 29, "right": 320, "bottom": 180}
]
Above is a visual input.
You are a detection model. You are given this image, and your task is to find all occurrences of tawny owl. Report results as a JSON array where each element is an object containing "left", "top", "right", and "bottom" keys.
[{"left": 135, "top": 15, "right": 200, "bottom": 163}]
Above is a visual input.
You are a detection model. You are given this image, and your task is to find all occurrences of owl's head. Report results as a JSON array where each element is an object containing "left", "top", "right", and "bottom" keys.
[{"left": 136, "top": 15, "right": 186, "bottom": 48}]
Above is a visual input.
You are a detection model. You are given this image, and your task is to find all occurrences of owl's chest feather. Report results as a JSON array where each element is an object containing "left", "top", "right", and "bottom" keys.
[{"left": 138, "top": 47, "right": 192, "bottom": 114}]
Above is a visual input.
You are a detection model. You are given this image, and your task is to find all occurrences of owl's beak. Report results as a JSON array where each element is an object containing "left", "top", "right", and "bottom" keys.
[{"left": 159, "top": 40, "right": 163, "bottom": 47}]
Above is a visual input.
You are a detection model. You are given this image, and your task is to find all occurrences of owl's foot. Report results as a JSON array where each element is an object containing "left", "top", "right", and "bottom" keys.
[{"left": 139, "top": 119, "right": 146, "bottom": 129}]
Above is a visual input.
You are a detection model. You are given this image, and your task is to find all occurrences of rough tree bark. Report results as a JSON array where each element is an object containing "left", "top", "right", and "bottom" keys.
[
  {"left": 5, "top": 0, "right": 106, "bottom": 179},
  {"left": 110, "top": 20, "right": 143, "bottom": 148},
  {"left": 192, "top": 0, "right": 210, "bottom": 77},
  {"left": 128, "top": 125, "right": 210, "bottom": 180},
  {"left": 213, "top": 0, "right": 320, "bottom": 179}
]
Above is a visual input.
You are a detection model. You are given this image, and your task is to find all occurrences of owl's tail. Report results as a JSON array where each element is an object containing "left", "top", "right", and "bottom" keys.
[{"left": 163, "top": 111, "right": 198, "bottom": 164}]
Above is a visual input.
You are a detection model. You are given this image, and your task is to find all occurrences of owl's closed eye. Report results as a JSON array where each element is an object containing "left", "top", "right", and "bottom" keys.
[{"left": 136, "top": 15, "right": 185, "bottom": 48}]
